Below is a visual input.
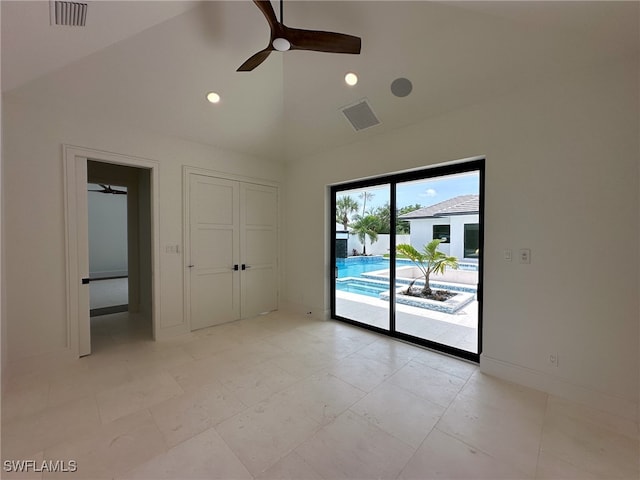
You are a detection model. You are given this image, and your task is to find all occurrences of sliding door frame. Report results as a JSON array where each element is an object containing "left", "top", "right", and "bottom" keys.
[{"left": 330, "top": 159, "right": 485, "bottom": 362}]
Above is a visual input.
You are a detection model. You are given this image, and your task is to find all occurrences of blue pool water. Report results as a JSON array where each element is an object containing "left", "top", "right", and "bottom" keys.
[
  {"left": 336, "top": 256, "right": 477, "bottom": 278},
  {"left": 337, "top": 279, "right": 389, "bottom": 298},
  {"left": 336, "top": 258, "right": 391, "bottom": 278},
  {"left": 335, "top": 256, "right": 477, "bottom": 299}
]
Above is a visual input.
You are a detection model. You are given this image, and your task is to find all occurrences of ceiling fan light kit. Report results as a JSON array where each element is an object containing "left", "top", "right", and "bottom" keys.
[
  {"left": 238, "top": 0, "right": 361, "bottom": 72},
  {"left": 272, "top": 38, "right": 291, "bottom": 52}
]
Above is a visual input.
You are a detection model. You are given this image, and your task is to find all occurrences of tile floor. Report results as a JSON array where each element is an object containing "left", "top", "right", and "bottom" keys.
[{"left": 1, "top": 311, "right": 638, "bottom": 479}]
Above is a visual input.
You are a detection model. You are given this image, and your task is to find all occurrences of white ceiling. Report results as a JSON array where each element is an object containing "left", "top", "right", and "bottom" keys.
[{"left": 2, "top": 1, "right": 639, "bottom": 163}]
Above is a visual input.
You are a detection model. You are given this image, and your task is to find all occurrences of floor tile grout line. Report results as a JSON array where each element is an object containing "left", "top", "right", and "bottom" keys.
[{"left": 533, "top": 392, "right": 551, "bottom": 479}]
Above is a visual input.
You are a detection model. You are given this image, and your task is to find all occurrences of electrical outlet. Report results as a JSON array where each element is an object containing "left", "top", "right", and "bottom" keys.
[
  {"left": 519, "top": 248, "right": 531, "bottom": 264},
  {"left": 549, "top": 353, "right": 559, "bottom": 367}
]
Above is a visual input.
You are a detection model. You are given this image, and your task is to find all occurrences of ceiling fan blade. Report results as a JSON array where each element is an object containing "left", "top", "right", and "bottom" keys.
[
  {"left": 237, "top": 47, "right": 274, "bottom": 71},
  {"left": 286, "top": 27, "right": 361, "bottom": 54},
  {"left": 253, "top": 0, "right": 279, "bottom": 32}
]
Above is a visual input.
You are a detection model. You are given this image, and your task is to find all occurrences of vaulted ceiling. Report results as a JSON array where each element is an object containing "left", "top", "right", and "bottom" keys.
[{"left": 2, "top": 1, "right": 638, "bottom": 163}]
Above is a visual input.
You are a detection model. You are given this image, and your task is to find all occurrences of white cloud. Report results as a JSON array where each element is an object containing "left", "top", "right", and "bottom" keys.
[{"left": 421, "top": 188, "right": 437, "bottom": 197}]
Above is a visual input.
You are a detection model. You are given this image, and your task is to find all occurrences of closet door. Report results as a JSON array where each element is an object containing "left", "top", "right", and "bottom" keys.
[
  {"left": 186, "top": 174, "right": 278, "bottom": 331},
  {"left": 240, "top": 183, "right": 278, "bottom": 317},
  {"left": 188, "top": 175, "right": 240, "bottom": 330}
]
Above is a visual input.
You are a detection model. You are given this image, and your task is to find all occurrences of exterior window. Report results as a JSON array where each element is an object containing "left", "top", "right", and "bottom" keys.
[
  {"left": 433, "top": 224, "right": 450, "bottom": 243},
  {"left": 464, "top": 223, "right": 480, "bottom": 258}
]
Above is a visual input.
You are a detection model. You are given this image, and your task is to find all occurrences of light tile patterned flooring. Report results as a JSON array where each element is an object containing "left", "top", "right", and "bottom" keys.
[{"left": 2, "top": 311, "right": 638, "bottom": 479}]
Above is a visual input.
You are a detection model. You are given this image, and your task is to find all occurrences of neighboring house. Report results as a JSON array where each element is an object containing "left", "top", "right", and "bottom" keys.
[
  {"left": 399, "top": 195, "right": 479, "bottom": 261},
  {"left": 335, "top": 224, "right": 349, "bottom": 258}
]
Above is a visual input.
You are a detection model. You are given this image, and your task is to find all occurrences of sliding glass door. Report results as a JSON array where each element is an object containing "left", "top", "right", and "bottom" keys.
[
  {"left": 330, "top": 160, "right": 484, "bottom": 361},
  {"left": 334, "top": 183, "right": 391, "bottom": 331}
]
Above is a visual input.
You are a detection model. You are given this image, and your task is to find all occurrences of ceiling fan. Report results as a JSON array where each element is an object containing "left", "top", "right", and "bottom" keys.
[
  {"left": 237, "top": 0, "right": 361, "bottom": 72},
  {"left": 88, "top": 184, "right": 127, "bottom": 195}
]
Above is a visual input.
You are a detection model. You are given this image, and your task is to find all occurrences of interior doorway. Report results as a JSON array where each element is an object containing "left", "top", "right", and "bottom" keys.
[
  {"left": 86, "top": 161, "right": 152, "bottom": 352},
  {"left": 64, "top": 145, "right": 160, "bottom": 358}
]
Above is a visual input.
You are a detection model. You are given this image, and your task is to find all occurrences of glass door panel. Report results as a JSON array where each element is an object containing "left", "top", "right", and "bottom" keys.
[
  {"left": 334, "top": 184, "right": 391, "bottom": 331},
  {"left": 394, "top": 172, "right": 480, "bottom": 353}
]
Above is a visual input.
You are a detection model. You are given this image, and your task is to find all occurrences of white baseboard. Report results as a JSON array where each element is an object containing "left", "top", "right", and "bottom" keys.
[
  {"left": 480, "top": 353, "right": 638, "bottom": 422},
  {"left": 279, "top": 301, "right": 330, "bottom": 321}
]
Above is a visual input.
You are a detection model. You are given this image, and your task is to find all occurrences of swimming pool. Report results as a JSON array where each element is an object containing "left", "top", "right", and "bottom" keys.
[
  {"left": 336, "top": 278, "right": 390, "bottom": 298},
  {"left": 336, "top": 257, "right": 391, "bottom": 278},
  {"left": 336, "top": 256, "right": 477, "bottom": 279}
]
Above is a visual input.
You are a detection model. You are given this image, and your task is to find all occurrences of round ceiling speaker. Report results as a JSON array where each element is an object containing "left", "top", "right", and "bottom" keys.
[{"left": 391, "top": 77, "right": 413, "bottom": 97}]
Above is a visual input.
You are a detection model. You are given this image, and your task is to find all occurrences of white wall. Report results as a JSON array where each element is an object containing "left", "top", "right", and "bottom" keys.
[
  {"left": 88, "top": 185, "right": 128, "bottom": 277},
  {"left": 2, "top": 96, "right": 283, "bottom": 373},
  {"left": 284, "top": 55, "right": 639, "bottom": 419},
  {"left": 347, "top": 234, "right": 410, "bottom": 256},
  {"left": 0, "top": 1, "right": 5, "bottom": 393},
  {"left": 407, "top": 214, "right": 479, "bottom": 260},
  {"left": 408, "top": 219, "right": 450, "bottom": 255}
]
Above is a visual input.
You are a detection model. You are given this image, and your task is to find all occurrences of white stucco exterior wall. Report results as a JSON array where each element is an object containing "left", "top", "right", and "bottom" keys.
[{"left": 407, "top": 214, "right": 479, "bottom": 260}]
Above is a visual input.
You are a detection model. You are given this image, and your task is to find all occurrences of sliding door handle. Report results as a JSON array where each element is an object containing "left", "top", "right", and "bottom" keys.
[
  {"left": 233, "top": 264, "right": 239, "bottom": 271},
  {"left": 241, "top": 264, "right": 252, "bottom": 270}
]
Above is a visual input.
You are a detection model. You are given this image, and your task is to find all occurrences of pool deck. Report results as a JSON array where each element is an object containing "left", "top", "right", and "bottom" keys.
[{"left": 335, "top": 290, "right": 478, "bottom": 353}]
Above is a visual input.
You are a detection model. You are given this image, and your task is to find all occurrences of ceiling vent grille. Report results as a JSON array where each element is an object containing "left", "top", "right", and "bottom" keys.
[
  {"left": 50, "top": 1, "right": 87, "bottom": 27},
  {"left": 341, "top": 99, "right": 381, "bottom": 131}
]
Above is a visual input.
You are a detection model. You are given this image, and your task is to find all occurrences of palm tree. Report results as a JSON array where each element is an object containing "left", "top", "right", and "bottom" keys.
[
  {"left": 396, "top": 204, "right": 422, "bottom": 234},
  {"left": 370, "top": 203, "right": 391, "bottom": 234},
  {"left": 396, "top": 239, "right": 459, "bottom": 295},
  {"left": 358, "top": 191, "right": 374, "bottom": 217},
  {"left": 335, "top": 195, "right": 360, "bottom": 230},
  {"left": 350, "top": 215, "right": 379, "bottom": 255}
]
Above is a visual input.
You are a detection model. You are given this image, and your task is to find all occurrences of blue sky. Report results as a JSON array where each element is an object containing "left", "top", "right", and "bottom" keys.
[{"left": 337, "top": 171, "right": 479, "bottom": 214}]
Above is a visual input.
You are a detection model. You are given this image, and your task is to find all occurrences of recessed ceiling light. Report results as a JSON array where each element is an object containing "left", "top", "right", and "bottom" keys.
[
  {"left": 206, "top": 92, "right": 221, "bottom": 104},
  {"left": 345, "top": 72, "right": 358, "bottom": 86}
]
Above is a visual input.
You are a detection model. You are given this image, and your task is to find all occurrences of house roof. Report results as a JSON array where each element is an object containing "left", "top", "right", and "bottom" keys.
[{"left": 399, "top": 195, "right": 479, "bottom": 219}]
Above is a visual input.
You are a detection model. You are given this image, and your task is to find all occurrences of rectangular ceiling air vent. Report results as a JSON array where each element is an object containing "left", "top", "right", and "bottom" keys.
[
  {"left": 50, "top": 1, "right": 87, "bottom": 27},
  {"left": 341, "top": 99, "right": 381, "bottom": 132}
]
